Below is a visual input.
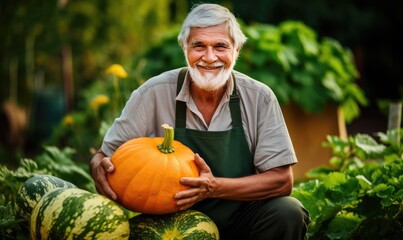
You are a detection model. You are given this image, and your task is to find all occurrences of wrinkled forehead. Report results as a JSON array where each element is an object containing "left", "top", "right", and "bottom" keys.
[{"left": 187, "top": 23, "right": 233, "bottom": 45}]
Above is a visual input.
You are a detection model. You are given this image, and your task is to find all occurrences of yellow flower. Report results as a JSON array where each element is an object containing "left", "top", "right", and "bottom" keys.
[
  {"left": 90, "top": 95, "right": 110, "bottom": 110},
  {"left": 105, "top": 64, "right": 128, "bottom": 78},
  {"left": 62, "top": 115, "right": 74, "bottom": 126}
]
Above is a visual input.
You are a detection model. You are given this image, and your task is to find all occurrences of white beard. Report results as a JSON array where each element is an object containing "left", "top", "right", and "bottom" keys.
[{"left": 185, "top": 54, "right": 237, "bottom": 91}]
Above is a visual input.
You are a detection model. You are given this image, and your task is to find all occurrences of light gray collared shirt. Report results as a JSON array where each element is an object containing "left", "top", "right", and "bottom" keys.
[{"left": 101, "top": 68, "right": 297, "bottom": 172}]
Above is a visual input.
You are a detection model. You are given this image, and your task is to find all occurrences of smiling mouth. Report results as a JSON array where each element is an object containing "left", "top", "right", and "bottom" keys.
[{"left": 198, "top": 65, "right": 223, "bottom": 70}]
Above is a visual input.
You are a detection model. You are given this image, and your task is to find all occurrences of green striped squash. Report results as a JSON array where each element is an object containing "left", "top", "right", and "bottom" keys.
[
  {"left": 30, "top": 188, "right": 130, "bottom": 240},
  {"left": 129, "top": 209, "right": 219, "bottom": 239},
  {"left": 15, "top": 174, "right": 77, "bottom": 221}
]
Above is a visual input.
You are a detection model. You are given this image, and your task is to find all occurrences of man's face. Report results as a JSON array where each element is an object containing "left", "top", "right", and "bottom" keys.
[{"left": 184, "top": 23, "right": 238, "bottom": 91}]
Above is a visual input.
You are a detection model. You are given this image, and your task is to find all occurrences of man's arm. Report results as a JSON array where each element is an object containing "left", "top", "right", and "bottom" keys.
[{"left": 211, "top": 165, "right": 292, "bottom": 201}]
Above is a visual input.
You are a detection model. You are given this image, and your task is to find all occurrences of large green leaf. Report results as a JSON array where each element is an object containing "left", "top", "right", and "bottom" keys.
[
  {"left": 326, "top": 211, "right": 363, "bottom": 240},
  {"left": 355, "top": 134, "right": 386, "bottom": 154}
]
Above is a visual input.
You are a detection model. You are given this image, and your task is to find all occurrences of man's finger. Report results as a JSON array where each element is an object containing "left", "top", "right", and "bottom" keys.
[
  {"left": 97, "top": 173, "right": 117, "bottom": 200},
  {"left": 103, "top": 184, "right": 117, "bottom": 200},
  {"left": 194, "top": 153, "right": 211, "bottom": 173},
  {"left": 101, "top": 157, "right": 114, "bottom": 172}
]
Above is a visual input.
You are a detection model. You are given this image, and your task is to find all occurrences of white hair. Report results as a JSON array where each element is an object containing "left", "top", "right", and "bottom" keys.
[{"left": 177, "top": 3, "right": 247, "bottom": 50}]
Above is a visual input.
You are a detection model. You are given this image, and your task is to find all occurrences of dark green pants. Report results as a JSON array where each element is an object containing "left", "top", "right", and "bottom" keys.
[{"left": 221, "top": 197, "right": 310, "bottom": 240}]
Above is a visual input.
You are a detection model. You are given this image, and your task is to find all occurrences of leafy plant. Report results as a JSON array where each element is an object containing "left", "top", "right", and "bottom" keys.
[
  {"left": 0, "top": 145, "right": 95, "bottom": 239},
  {"left": 0, "top": 202, "right": 25, "bottom": 240},
  {"left": 0, "top": 159, "right": 47, "bottom": 207},
  {"left": 292, "top": 129, "right": 403, "bottom": 239},
  {"left": 239, "top": 21, "right": 367, "bottom": 122},
  {"left": 0, "top": 145, "right": 95, "bottom": 205},
  {"left": 132, "top": 21, "right": 367, "bottom": 123},
  {"left": 34, "top": 146, "right": 95, "bottom": 192}
]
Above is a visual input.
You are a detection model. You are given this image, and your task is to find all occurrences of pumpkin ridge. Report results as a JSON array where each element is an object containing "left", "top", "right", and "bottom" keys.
[
  {"left": 160, "top": 157, "right": 180, "bottom": 212},
  {"left": 121, "top": 155, "right": 158, "bottom": 207},
  {"left": 175, "top": 151, "right": 199, "bottom": 180},
  {"left": 146, "top": 154, "right": 175, "bottom": 213},
  {"left": 112, "top": 156, "right": 145, "bottom": 198},
  {"left": 140, "top": 156, "right": 164, "bottom": 211},
  {"left": 115, "top": 139, "right": 160, "bottom": 200}
]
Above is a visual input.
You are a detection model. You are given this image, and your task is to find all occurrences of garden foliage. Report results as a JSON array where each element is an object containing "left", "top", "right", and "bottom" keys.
[
  {"left": 132, "top": 21, "right": 367, "bottom": 123},
  {"left": 292, "top": 130, "right": 403, "bottom": 239},
  {"left": 0, "top": 146, "right": 95, "bottom": 239},
  {"left": 1, "top": 130, "right": 401, "bottom": 239}
]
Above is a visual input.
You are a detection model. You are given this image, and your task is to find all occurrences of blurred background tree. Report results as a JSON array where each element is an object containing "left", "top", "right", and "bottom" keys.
[
  {"left": 0, "top": 0, "right": 187, "bottom": 161},
  {"left": 0, "top": 0, "right": 401, "bottom": 164},
  {"left": 0, "top": 0, "right": 185, "bottom": 107}
]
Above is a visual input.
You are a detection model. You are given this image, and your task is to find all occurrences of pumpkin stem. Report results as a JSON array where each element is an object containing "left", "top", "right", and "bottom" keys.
[{"left": 158, "top": 124, "right": 175, "bottom": 153}]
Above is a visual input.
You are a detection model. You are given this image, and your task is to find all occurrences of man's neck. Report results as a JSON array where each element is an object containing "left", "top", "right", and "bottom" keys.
[{"left": 190, "top": 82, "right": 227, "bottom": 126}]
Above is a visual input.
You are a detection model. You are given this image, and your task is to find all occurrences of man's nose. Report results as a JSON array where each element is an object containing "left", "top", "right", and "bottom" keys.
[{"left": 202, "top": 47, "right": 218, "bottom": 62}]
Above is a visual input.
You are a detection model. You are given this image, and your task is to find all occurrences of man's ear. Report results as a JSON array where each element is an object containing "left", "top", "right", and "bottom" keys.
[{"left": 234, "top": 47, "right": 241, "bottom": 59}]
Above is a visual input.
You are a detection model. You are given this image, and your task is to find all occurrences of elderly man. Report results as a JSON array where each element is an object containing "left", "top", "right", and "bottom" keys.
[{"left": 90, "top": 3, "right": 310, "bottom": 239}]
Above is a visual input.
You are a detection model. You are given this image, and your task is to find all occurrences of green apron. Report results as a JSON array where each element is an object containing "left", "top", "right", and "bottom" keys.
[{"left": 174, "top": 68, "right": 255, "bottom": 231}]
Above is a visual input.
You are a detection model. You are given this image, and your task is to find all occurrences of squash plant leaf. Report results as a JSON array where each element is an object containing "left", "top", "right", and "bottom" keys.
[
  {"left": 248, "top": 51, "right": 269, "bottom": 67},
  {"left": 370, "top": 184, "right": 395, "bottom": 198},
  {"left": 322, "top": 172, "right": 347, "bottom": 189},
  {"left": 355, "top": 134, "right": 386, "bottom": 154},
  {"left": 35, "top": 146, "right": 96, "bottom": 192},
  {"left": 322, "top": 72, "right": 343, "bottom": 101},
  {"left": 305, "top": 166, "right": 333, "bottom": 179},
  {"left": 0, "top": 202, "right": 15, "bottom": 227},
  {"left": 341, "top": 98, "right": 362, "bottom": 123},
  {"left": 355, "top": 175, "right": 372, "bottom": 190},
  {"left": 326, "top": 211, "right": 363, "bottom": 240},
  {"left": 293, "top": 129, "right": 402, "bottom": 238},
  {"left": 0, "top": 202, "right": 25, "bottom": 238}
]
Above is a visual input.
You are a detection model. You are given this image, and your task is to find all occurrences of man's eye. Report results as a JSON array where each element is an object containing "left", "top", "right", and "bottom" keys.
[
  {"left": 193, "top": 45, "right": 205, "bottom": 50},
  {"left": 215, "top": 46, "right": 227, "bottom": 51}
]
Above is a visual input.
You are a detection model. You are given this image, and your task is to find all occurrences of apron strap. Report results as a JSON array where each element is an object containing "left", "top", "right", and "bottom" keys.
[
  {"left": 175, "top": 68, "right": 188, "bottom": 128},
  {"left": 229, "top": 72, "right": 242, "bottom": 128},
  {"left": 175, "top": 68, "right": 242, "bottom": 128}
]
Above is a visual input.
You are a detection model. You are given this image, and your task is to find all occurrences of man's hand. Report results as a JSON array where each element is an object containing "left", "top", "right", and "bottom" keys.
[
  {"left": 174, "top": 154, "right": 294, "bottom": 206},
  {"left": 89, "top": 151, "right": 117, "bottom": 200},
  {"left": 174, "top": 153, "right": 217, "bottom": 210}
]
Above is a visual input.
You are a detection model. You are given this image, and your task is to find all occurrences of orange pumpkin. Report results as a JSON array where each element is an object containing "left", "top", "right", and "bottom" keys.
[{"left": 108, "top": 124, "right": 199, "bottom": 214}]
